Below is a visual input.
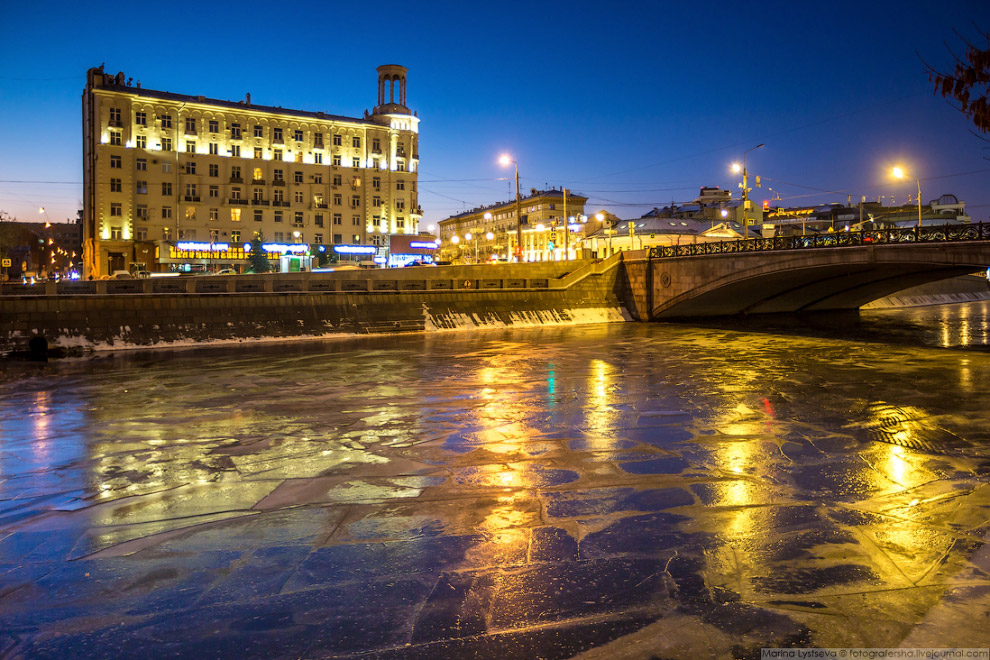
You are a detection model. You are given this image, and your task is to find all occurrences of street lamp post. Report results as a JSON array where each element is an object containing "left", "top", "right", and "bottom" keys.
[
  {"left": 892, "top": 166, "right": 923, "bottom": 228},
  {"left": 596, "top": 213, "right": 609, "bottom": 256},
  {"left": 731, "top": 144, "right": 764, "bottom": 237},
  {"left": 499, "top": 155, "right": 522, "bottom": 262}
]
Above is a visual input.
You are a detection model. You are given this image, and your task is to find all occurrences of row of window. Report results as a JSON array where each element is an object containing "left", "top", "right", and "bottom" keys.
[
  {"left": 112, "top": 204, "right": 408, "bottom": 229},
  {"left": 117, "top": 180, "right": 409, "bottom": 209}
]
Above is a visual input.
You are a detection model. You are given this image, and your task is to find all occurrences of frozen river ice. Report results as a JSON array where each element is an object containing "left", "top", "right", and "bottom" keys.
[{"left": 2, "top": 302, "right": 990, "bottom": 658}]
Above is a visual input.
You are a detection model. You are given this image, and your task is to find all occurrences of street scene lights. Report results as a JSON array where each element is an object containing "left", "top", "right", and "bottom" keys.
[
  {"left": 498, "top": 154, "right": 522, "bottom": 262},
  {"left": 892, "top": 166, "right": 923, "bottom": 227},
  {"left": 731, "top": 143, "right": 764, "bottom": 236}
]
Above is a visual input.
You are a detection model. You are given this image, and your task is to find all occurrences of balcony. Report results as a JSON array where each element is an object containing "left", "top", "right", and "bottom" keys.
[
  {"left": 229, "top": 177, "right": 243, "bottom": 184},
  {"left": 314, "top": 141, "right": 324, "bottom": 149},
  {"left": 251, "top": 199, "right": 270, "bottom": 206},
  {"left": 273, "top": 201, "right": 290, "bottom": 207},
  {"left": 313, "top": 203, "right": 328, "bottom": 209},
  {"left": 183, "top": 196, "right": 200, "bottom": 202},
  {"left": 108, "top": 119, "right": 122, "bottom": 128},
  {"left": 252, "top": 179, "right": 266, "bottom": 186},
  {"left": 228, "top": 199, "right": 248, "bottom": 206},
  {"left": 272, "top": 179, "right": 285, "bottom": 186},
  {"left": 185, "top": 128, "right": 196, "bottom": 136}
]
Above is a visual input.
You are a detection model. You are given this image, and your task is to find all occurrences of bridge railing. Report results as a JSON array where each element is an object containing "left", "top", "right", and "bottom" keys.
[{"left": 648, "top": 222, "right": 990, "bottom": 259}]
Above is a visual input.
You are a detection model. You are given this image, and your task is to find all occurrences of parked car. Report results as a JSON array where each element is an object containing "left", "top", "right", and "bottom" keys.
[
  {"left": 133, "top": 271, "right": 152, "bottom": 279},
  {"left": 216, "top": 268, "right": 237, "bottom": 275},
  {"left": 111, "top": 270, "right": 133, "bottom": 279}
]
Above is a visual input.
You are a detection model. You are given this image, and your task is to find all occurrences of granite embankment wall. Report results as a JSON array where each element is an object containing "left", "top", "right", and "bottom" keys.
[{"left": 0, "top": 259, "right": 629, "bottom": 354}]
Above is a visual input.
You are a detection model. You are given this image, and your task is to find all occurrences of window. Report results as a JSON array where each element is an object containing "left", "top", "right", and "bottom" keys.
[
  {"left": 162, "top": 227, "right": 171, "bottom": 241},
  {"left": 109, "top": 131, "right": 121, "bottom": 146},
  {"left": 273, "top": 149, "right": 282, "bottom": 161},
  {"left": 231, "top": 166, "right": 241, "bottom": 180},
  {"left": 136, "top": 205, "right": 148, "bottom": 219},
  {"left": 333, "top": 194, "right": 342, "bottom": 206},
  {"left": 293, "top": 171, "right": 303, "bottom": 183},
  {"left": 161, "top": 137, "right": 172, "bottom": 151},
  {"left": 372, "top": 196, "right": 381, "bottom": 207},
  {"left": 186, "top": 141, "right": 196, "bottom": 153},
  {"left": 253, "top": 167, "right": 263, "bottom": 182},
  {"left": 230, "top": 208, "right": 241, "bottom": 222},
  {"left": 274, "top": 211, "right": 283, "bottom": 223},
  {"left": 162, "top": 162, "right": 172, "bottom": 173},
  {"left": 314, "top": 152, "right": 322, "bottom": 164},
  {"left": 372, "top": 215, "right": 380, "bottom": 227},
  {"left": 314, "top": 213, "right": 324, "bottom": 227},
  {"left": 209, "top": 142, "right": 218, "bottom": 155},
  {"left": 352, "top": 234, "right": 361, "bottom": 243},
  {"left": 396, "top": 217, "right": 405, "bottom": 229},
  {"left": 294, "top": 212, "right": 304, "bottom": 226},
  {"left": 352, "top": 136, "right": 360, "bottom": 149},
  {"left": 314, "top": 233, "right": 323, "bottom": 244},
  {"left": 253, "top": 188, "right": 264, "bottom": 201},
  {"left": 254, "top": 209, "right": 263, "bottom": 222},
  {"left": 273, "top": 189, "right": 284, "bottom": 203},
  {"left": 352, "top": 215, "right": 360, "bottom": 226},
  {"left": 397, "top": 162, "right": 406, "bottom": 172},
  {"left": 209, "top": 185, "right": 219, "bottom": 198},
  {"left": 136, "top": 181, "right": 147, "bottom": 194},
  {"left": 372, "top": 177, "right": 380, "bottom": 190},
  {"left": 136, "top": 135, "right": 147, "bottom": 149},
  {"left": 231, "top": 230, "right": 240, "bottom": 242},
  {"left": 110, "top": 178, "right": 122, "bottom": 193},
  {"left": 293, "top": 129, "right": 303, "bottom": 141},
  {"left": 136, "top": 158, "right": 147, "bottom": 171},
  {"left": 209, "top": 163, "right": 219, "bottom": 177},
  {"left": 231, "top": 123, "right": 241, "bottom": 139},
  {"left": 396, "top": 199, "right": 405, "bottom": 210},
  {"left": 231, "top": 188, "right": 241, "bottom": 200},
  {"left": 333, "top": 174, "right": 342, "bottom": 186},
  {"left": 209, "top": 120, "right": 219, "bottom": 133},
  {"left": 352, "top": 157, "right": 361, "bottom": 168},
  {"left": 210, "top": 229, "right": 219, "bottom": 242},
  {"left": 161, "top": 182, "right": 172, "bottom": 196},
  {"left": 210, "top": 208, "right": 219, "bottom": 221},
  {"left": 313, "top": 173, "right": 322, "bottom": 184},
  {"left": 230, "top": 145, "right": 241, "bottom": 157},
  {"left": 294, "top": 191, "right": 303, "bottom": 203},
  {"left": 185, "top": 160, "right": 196, "bottom": 174},
  {"left": 183, "top": 208, "right": 196, "bottom": 223},
  {"left": 295, "top": 152, "right": 303, "bottom": 163},
  {"left": 332, "top": 134, "right": 342, "bottom": 146},
  {"left": 273, "top": 168, "right": 284, "bottom": 182},
  {"left": 314, "top": 133, "right": 324, "bottom": 147},
  {"left": 254, "top": 125, "right": 263, "bottom": 137},
  {"left": 351, "top": 195, "right": 360, "bottom": 208},
  {"left": 160, "top": 114, "right": 172, "bottom": 129},
  {"left": 371, "top": 234, "right": 384, "bottom": 246},
  {"left": 162, "top": 206, "right": 172, "bottom": 219},
  {"left": 136, "top": 227, "right": 147, "bottom": 240},
  {"left": 273, "top": 127, "right": 283, "bottom": 142},
  {"left": 333, "top": 233, "right": 342, "bottom": 244},
  {"left": 185, "top": 183, "right": 198, "bottom": 198},
  {"left": 396, "top": 180, "right": 405, "bottom": 191},
  {"left": 372, "top": 138, "right": 382, "bottom": 152},
  {"left": 135, "top": 111, "right": 146, "bottom": 126},
  {"left": 110, "top": 226, "right": 122, "bottom": 239},
  {"left": 254, "top": 147, "right": 263, "bottom": 159},
  {"left": 274, "top": 231, "right": 284, "bottom": 242},
  {"left": 333, "top": 213, "right": 342, "bottom": 225},
  {"left": 110, "top": 155, "right": 122, "bottom": 169},
  {"left": 185, "top": 117, "right": 196, "bottom": 134},
  {"left": 110, "top": 203, "right": 122, "bottom": 217},
  {"left": 108, "top": 107, "right": 121, "bottom": 126}
]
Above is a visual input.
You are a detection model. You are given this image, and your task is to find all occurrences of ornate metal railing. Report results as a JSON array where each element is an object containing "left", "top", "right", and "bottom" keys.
[{"left": 648, "top": 223, "right": 990, "bottom": 259}]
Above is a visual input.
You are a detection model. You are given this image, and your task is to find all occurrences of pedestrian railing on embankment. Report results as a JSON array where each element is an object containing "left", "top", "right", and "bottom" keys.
[
  {"left": 0, "top": 261, "right": 598, "bottom": 297},
  {"left": 649, "top": 222, "right": 990, "bottom": 260}
]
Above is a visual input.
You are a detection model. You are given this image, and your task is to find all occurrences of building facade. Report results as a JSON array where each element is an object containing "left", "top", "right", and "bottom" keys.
[
  {"left": 82, "top": 65, "right": 421, "bottom": 277},
  {"left": 437, "top": 189, "right": 588, "bottom": 263}
]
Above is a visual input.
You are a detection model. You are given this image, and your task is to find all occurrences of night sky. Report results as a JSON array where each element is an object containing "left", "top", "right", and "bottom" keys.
[{"left": 1, "top": 0, "right": 988, "bottom": 227}]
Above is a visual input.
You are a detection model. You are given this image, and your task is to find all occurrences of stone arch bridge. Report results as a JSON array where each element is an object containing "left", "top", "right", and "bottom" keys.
[{"left": 618, "top": 224, "right": 990, "bottom": 319}]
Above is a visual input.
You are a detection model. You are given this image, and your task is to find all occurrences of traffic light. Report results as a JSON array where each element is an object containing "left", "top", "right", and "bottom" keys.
[{"left": 762, "top": 200, "right": 770, "bottom": 211}]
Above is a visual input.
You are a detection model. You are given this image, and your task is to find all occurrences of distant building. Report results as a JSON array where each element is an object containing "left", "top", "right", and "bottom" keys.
[
  {"left": 437, "top": 189, "right": 588, "bottom": 263},
  {"left": 82, "top": 65, "right": 421, "bottom": 277},
  {"left": 766, "top": 193, "right": 971, "bottom": 235}
]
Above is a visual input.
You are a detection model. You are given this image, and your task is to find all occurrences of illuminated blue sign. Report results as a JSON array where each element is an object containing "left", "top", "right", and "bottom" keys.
[
  {"left": 333, "top": 245, "right": 377, "bottom": 255},
  {"left": 177, "top": 242, "right": 229, "bottom": 251},
  {"left": 262, "top": 243, "right": 309, "bottom": 254},
  {"left": 408, "top": 241, "right": 439, "bottom": 249}
]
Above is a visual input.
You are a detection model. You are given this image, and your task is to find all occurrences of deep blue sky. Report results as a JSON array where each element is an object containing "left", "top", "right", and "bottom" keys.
[{"left": 1, "top": 0, "right": 988, "bottom": 226}]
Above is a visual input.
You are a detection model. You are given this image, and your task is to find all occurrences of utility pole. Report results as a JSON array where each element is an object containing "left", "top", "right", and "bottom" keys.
[{"left": 562, "top": 188, "right": 568, "bottom": 261}]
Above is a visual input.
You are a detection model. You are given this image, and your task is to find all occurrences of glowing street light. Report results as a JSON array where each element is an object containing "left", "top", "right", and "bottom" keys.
[
  {"left": 499, "top": 154, "right": 522, "bottom": 262},
  {"left": 892, "top": 166, "right": 923, "bottom": 228},
  {"left": 731, "top": 144, "right": 764, "bottom": 237}
]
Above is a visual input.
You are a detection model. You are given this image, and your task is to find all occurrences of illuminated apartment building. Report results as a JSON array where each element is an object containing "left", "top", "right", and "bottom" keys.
[
  {"left": 82, "top": 64, "right": 420, "bottom": 277},
  {"left": 437, "top": 188, "right": 588, "bottom": 263}
]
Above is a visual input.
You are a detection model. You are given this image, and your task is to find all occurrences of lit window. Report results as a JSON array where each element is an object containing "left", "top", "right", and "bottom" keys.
[
  {"left": 253, "top": 168, "right": 263, "bottom": 181},
  {"left": 352, "top": 234, "right": 361, "bottom": 243},
  {"left": 314, "top": 233, "right": 323, "bottom": 244},
  {"left": 231, "top": 230, "right": 240, "bottom": 242},
  {"left": 294, "top": 212, "right": 304, "bottom": 226},
  {"left": 162, "top": 227, "right": 171, "bottom": 240},
  {"left": 185, "top": 207, "right": 196, "bottom": 221},
  {"left": 231, "top": 208, "right": 241, "bottom": 222}
]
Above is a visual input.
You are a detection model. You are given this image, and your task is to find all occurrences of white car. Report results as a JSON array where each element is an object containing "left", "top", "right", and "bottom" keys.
[
  {"left": 111, "top": 270, "right": 133, "bottom": 279},
  {"left": 216, "top": 268, "right": 237, "bottom": 275}
]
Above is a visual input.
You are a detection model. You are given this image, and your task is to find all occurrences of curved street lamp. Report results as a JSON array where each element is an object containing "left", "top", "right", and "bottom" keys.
[{"left": 499, "top": 154, "right": 522, "bottom": 261}]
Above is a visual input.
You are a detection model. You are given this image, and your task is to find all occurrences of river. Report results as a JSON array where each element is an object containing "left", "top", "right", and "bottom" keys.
[{"left": 2, "top": 302, "right": 989, "bottom": 658}]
